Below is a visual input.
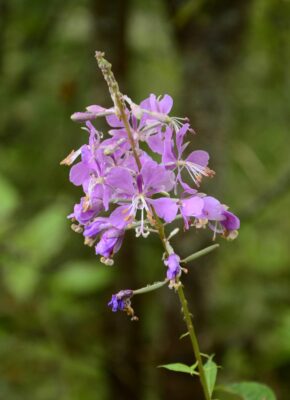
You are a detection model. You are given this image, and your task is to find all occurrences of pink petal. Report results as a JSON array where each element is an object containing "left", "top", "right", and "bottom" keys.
[
  {"left": 110, "top": 205, "right": 133, "bottom": 229},
  {"left": 176, "top": 123, "right": 190, "bottom": 154},
  {"left": 106, "top": 114, "right": 124, "bottom": 128},
  {"left": 186, "top": 150, "right": 209, "bottom": 166},
  {"left": 86, "top": 105, "right": 107, "bottom": 113},
  {"left": 142, "top": 161, "right": 174, "bottom": 193},
  {"left": 69, "top": 162, "right": 90, "bottom": 186},
  {"left": 106, "top": 168, "right": 135, "bottom": 195},
  {"left": 149, "top": 198, "right": 178, "bottom": 223},
  {"left": 159, "top": 94, "right": 173, "bottom": 114},
  {"left": 181, "top": 197, "right": 204, "bottom": 217}
]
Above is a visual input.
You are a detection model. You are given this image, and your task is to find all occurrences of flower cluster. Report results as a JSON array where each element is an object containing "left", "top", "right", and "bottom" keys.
[{"left": 62, "top": 82, "right": 239, "bottom": 285}]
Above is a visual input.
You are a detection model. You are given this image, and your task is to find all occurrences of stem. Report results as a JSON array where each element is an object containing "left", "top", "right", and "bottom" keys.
[
  {"left": 153, "top": 212, "right": 211, "bottom": 400},
  {"left": 95, "top": 51, "right": 142, "bottom": 171},
  {"left": 133, "top": 280, "right": 168, "bottom": 295},
  {"left": 96, "top": 52, "right": 211, "bottom": 399},
  {"left": 177, "top": 283, "right": 211, "bottom": 400},
  {"left": 116, "top": 98, "right": 142, "bottom": 171},
  {"left": 181, "top": 244, "right": 219, "bottom": 264}
]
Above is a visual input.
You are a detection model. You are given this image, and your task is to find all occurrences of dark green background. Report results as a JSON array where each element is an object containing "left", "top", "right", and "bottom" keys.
[{"left": 0, "top": 0, "right": 289, "bottom": 399}]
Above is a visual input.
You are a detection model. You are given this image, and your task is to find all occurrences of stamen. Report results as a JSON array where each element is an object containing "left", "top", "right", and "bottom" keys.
[
  {"left": 60, "top": 148, "right": 82, "bottom": 166},
  {"left": 184, "top": 161, "right": 215, "bottom": 186},
  {"left": 100, "top": 257, "right": 114, "bottom": 266}
]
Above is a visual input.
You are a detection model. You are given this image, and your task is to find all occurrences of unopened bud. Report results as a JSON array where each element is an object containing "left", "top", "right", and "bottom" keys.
[{"left": 71, "top": 112, "right": 96, "bottom": 122}]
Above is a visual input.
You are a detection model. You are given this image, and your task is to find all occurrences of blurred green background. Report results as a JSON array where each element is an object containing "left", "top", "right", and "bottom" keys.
[{"left": 0, "top": 0, "right": 289, "bottom": 399}]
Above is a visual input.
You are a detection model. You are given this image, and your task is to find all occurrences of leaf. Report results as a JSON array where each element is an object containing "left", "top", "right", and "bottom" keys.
[
  {"left": 2, "top": 203, "right": 67, "bottom": 300},
  {"left": 51, "top": 261, "right": 113, "bottom": 294},
  {"left": 158, "top": 362, "right": 198, "bottom": 376},
  {"left": 216, "top": 382, "right": 276, "bottom": 400},
  {"left": 204, "top": 357, "right": 218, "bottom": 397},
  {"left": 14, "top": 203, "right": 67, "bottom": 265},
  {"left": 3, "top": 260, "right": 40, "bottom": 300},
  {"left": 0, "top": 174, "right": 19, "bottom": 220},
  {"left": 215, "top": 387, "right": 244, "bottom": 400}
]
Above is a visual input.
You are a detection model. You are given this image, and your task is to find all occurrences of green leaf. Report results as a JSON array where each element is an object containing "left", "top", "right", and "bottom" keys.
[
  {"left": 14, "top": 203, "right": 67, "bottom": 266},
  {"left": 204, "top": 357, "right": 218, "bottom": 396},
  {"left": 2, "top": 204, "right": 67, "bottom": 300},
  {"left": 3, "top": 260, "right": 40, "bottom": 300},
  {"left": 216, "top": 382, "right": 276, "bottom": 400},
  {"left": 0, "top": 174, "right": 19, "bottom": 220},
  {"left": 158, "top": 362, "right": 198, "bottom": 375},
  {"left": 51, "top": 261, "right": 113, "bottom": 294},
  {"left": 215, "top": 389, "right": 243, "bottom": 400}
]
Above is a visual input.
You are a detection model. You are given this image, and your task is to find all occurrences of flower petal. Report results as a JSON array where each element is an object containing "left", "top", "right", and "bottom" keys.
[
  {"left": 149, "top": 198, "right": 178, "bottom": 223},
  {"left": 69, "top": 162, "right": 90, "bottom": 186},
  {"left": 110, "top": 205, "right": 133, "bottom": 229},
  {"left": 147, "top": 132, "right": 165, "bottom": 154},
  {"left": 201, "top": 196, "right": 225, "bottom": 220},
  {"left": 142, "top": 161, "right": 174, "bottom": 194},
  {"left": 106, "top": 113, "right": 124, "bottom": 128},
  {"left": 221, "top": 211, "right": 240, "bottom": 231},
  {"left": 181, "top": 196, "right": 204, "bottom": 217},
  {"left": 159, "top": 94, "right": 173, "bottom": 114},
  {"left": 186, "top": 150, "right": 209, "bottom": 166},
  {"left": 106, "top": 168, "right": 135, "bottom": 195},
  {"left": 176, "top": 123, "right": 190, "bottom": 155},
  {"left": 162, "top": 127, "right": 176, "bottom": 164}
]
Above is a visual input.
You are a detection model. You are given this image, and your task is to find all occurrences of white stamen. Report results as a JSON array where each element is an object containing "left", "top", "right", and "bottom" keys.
[
  {"left": 183, "top": 161, "right": 214, "bottom": 186},
  {"left": 130, "top": 195, "right": 150, "bottom": 238}
]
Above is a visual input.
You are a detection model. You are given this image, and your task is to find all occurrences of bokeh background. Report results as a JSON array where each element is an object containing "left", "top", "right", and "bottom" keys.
[{"left": 0, "top": 0, "right": 289, "bottom": 399}]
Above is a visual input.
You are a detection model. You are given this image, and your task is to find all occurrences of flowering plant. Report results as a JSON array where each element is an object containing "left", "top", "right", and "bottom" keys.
[{"left": 61, "top": 52, "right": 275, "bottom": 400}]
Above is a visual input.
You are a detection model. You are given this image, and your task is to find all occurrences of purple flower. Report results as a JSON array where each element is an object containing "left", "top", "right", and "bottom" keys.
[
  {"left": 128, "top": 95, "right": 188, "bottom": 154},
  {"left": 107, "top": 160, "right": 175, "bottom": 235},
  {"left": 68, "top": 197, "right": 103, "bottom": 224},
  {"left": 164, "top": 253, "right": 181, "bottom": 280},
  {"left": 196, "top": 196, "right": 240, "bottom": 237},
  {"left": 95, "top": 228, "right": 124, "bottom": 259},
  {"left": 108, "top": 295, "right": 124, "bottom": 312},
  {"left": 70, "top": 146, "right": 115, "bottom": 210},
  {"left": 141, "top": 94, "right": 173, "bottom": 118},
  {"left": 221, "top": 211, "right": 240, "bottom": 232},
  {"left": 64, "top": 84, "right": 240, "bottom": 270},
  {"left": 149, "top": 195, "right": 204, "bottom": 226},
  {"left": 199, "top": 196, "right": 226, "bottom": 221},
  {"left": 179, "top": 196, "right": 204, "bottom": 229},
  {"left": 163, "top": 123, "right": 214, "bottom": 188},
  {"left": 108, "top": 289, "right": 133, "bottom": 312},
  {"left": 83, "top": 216, "right": 111, "bottom": 237}
]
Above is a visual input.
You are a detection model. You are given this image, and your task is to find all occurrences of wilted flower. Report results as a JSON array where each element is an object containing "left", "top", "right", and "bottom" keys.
[{"left": 108, "top": 290, "right": 135, "bottom": 318}]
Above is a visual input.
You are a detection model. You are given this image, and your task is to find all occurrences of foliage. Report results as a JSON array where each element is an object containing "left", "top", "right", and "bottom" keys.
[{"left": 217, "top": 382, "right": 276, "bottom": 400}]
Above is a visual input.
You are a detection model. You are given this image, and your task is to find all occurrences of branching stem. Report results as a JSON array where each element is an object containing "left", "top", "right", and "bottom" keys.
[{"left": 133, "top": 280, "right": 168, "bottom": 295}]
